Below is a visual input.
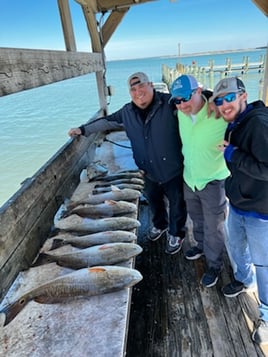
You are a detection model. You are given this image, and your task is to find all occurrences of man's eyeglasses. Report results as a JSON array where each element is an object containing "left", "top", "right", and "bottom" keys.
[
  {"left": 173, "top": 90, "right": 196, "bottom": 105},
  {"left": 213, "top": 92, "right": 237, "bottom": 107}
]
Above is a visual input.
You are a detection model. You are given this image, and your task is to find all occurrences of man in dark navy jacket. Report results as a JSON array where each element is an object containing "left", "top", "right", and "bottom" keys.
[
  {"left": 68, "top": 72, "right": 187, "bottom": 254},
  {"left": 212, "top": 76, "right": 268, "bottom": 344}
]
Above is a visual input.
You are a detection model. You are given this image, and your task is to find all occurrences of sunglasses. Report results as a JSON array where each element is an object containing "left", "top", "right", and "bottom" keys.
[
  {"left": 213, "top": 92, "right": 237, "bottom": 106},
  {"left": 173, "top": 90, "right": 196, "bottom": 105}
]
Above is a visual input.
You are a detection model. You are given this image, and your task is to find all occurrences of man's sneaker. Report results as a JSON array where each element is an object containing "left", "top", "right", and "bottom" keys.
[
  {"left": 165, "top": 233, "right": 184, "bottom": 255},
  {"left": 201, "top": 267, "right": 220, "bottom": 287},
  {"left": 222, "top": 280, "right": 247, "bottom": 297},
  {"left": 148, "top": 227, "right": 167, "bottom": 241},
  {"left": 252, "top": 320, "right": 268, "bottom": 344},
  {"left": 185, "top": 246, "right": 204, "bottom": 260}
]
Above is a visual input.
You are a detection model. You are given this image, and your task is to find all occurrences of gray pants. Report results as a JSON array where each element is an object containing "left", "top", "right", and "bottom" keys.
[{"left": 184, "top": 180, "right": 227, "bottom": 270}]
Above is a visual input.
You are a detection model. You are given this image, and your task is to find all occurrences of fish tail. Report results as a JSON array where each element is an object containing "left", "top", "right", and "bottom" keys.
[
  {"left": 1, "top": 295, "right": 30, "bottom": 326},
  {"left": 51, "top": 238, "right": 65, "bottom": 250},
  {"left": 31, "top": 252, "right": 55, "bottom": 266}
]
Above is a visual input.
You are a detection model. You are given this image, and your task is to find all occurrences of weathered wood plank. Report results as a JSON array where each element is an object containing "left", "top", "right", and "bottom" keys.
[
  {"left": 0, "top": 131, "right": 141, "bottom": 357},
  {"left": 0, "top": 48, "right": 103, "bottom": 96},
  {"left": 126, "top": 208, "right": 266, "bottom": 357}
]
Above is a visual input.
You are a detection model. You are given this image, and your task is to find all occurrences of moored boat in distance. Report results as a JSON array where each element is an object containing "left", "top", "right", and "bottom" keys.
[{"left": 153, "top": 82, "right": 169, "bottom": 93}]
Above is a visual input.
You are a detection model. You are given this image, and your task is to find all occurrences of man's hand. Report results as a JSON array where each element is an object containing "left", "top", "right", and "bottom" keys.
[
  {"left": 68, "top": 128, "right": 82, "bottom": 137},
  {"left": 217, "top": 140, "right": 229, "bottom": 152},
  {"left": 208, "top": 101, "right": 221, "bottom": 119}
]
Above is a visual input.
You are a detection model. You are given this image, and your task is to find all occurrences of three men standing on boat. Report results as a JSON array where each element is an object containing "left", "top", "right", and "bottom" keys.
[
  {"left": 69, "top": 71, "right": 268, "bottom": 345},
  {"left": 68, "top": 72, "right": 187, "bottom": 255}
]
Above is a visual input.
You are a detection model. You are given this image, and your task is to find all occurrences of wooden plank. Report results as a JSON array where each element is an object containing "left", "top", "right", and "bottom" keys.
[
  {"left": 57, "top": 0, "right": 77, "bottom": 51},
  {"left": 252, "top": 0, "right": 268, "bottom": 16},
  {"left": 126, "top": 209, "right": 266, "bottom": 356},
  {"left": 0, "top": 131, "right": 141, "bottom": 357},
  {"left": 0, "top": 48, "right": 103, "bottom": 96},
  {"left": 101, "top": 8, "right": 129, "bottom": 47}
]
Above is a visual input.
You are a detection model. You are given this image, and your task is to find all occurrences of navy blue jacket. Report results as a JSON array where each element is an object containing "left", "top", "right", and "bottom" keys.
[
  {"left": 81, "top": 91, "right": 183, "bottom": 183},
  {"left": 224, "top": 100, "right": 268, "bottom": 214}
]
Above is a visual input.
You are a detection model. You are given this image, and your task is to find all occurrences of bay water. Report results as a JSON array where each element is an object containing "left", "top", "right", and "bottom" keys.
[{"left": 0, "top": 48, "right": 266, "bottom": 207}]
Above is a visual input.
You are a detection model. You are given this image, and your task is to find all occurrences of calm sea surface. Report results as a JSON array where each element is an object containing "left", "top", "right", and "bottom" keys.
[{"left": 0, "top": 49, "right": 266, "bottom": 206}]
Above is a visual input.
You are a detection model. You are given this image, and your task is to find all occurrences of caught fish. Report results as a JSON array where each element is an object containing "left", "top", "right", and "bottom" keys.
[
  {"left": 66, "top": 200, "right": 137, "bottom": 218},
  {"left": 97, "top": 171, "right": 144, "bottom": 181},
  {"left": 67, "top": 188, "right": 141, "bottom": 209},
  {"left": 94, "top": 177, "right": 144, "bottom": 187},
  {"left": 86, "top": 161, "right": 108, "bottom": 181},
  {"left": 0, "top": 265, "right": 143, "bottom": 326},
  {"left": 54, "top": 214, "right": 140, "bottom": 233},
  {"left": 92, "top": 184, "right": 143, "bottom": 194},
  {"left": 50, "top": 230, "right": 137, "bottom": 249},
  {"left": 37, "top": 242, "right": 143, "bottom": 269}
]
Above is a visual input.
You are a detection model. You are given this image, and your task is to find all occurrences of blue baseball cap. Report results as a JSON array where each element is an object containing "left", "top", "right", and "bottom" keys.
[{"left": 170, "top": 75, "right": 199, "bottom": 99}]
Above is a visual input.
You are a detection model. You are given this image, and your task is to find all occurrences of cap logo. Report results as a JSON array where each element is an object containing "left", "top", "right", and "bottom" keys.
[{"left": 173, "top": 80, "right": 183, "bottom": 90}]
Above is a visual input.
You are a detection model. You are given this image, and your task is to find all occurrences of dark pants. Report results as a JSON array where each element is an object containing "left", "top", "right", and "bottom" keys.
[
  {"left": 144, "top": 174, "right": 187, "bottom": 237},
  {"left": 183, "top": 180, "right": 227, "bottom": 269}
]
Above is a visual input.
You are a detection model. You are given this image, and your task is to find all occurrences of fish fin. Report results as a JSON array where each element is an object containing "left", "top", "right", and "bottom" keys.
[
  {"left": 98, "top": 244, "right": 111, "bottom": 251},
  {"left": 111, "top": 185, "right": 121, "bottom": 192},
  {"left": 0, "top": 295, "right": 30, "bottom": 326},
  {"left": 88, "top": 267, "right": 106, "bottom": 273},
  {"left": 105, "top": 200, "right": 117, "bottom": 206},
  {"left": 34, "top": 296, "right": 63, "bottom": 304},
  {"left": 51, "top": 238, "right": 65, "bottom": 250},
  {"left": 31, "top": 252, "right": 55, "bottom": 266}
]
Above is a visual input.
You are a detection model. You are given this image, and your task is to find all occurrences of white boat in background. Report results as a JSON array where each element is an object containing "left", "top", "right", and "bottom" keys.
[{"left": 153, "top": 82, "right": 169, "bottom": 93}]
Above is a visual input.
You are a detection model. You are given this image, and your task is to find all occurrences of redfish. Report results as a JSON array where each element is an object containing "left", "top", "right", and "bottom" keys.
[
  {"left": 92, "top": 184, "right": 144, "bottom": 194},
  {"left": 67, "top": 200, "right": 137, "bottom": 218},
  {"left": 38, "top": 242, "right": 143, "bottom": 269},
  {"left": 98, "top": 171, "right": 144, "bottom": 181},
  {"left": 67, "top": 188, "right": 141, "bottom": 209},
  {"left": 94, "top": 177, "right": 144, "bottom": 187},
  {"left": 54, "top": 214, "right": 140, "bottom": 233},
  {"left": 0, "top": 265, "right": 143, "bottom": 326},
  {"left": 50, "top": 230, "right": 137, "bottom": 249}
]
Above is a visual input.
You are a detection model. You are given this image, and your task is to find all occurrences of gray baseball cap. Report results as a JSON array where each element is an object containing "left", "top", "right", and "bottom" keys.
[
  {"left": 211, "top": 77, "right": 246, "bottom": 101},
  {"left": 127, "top": 72, "right": 150, "bottom": 89}
]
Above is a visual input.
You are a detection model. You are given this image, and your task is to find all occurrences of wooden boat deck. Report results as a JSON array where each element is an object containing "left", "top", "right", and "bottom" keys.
[
  {"left": 1, "top": 130, "right": 268, "bottom": 357},
  {"left": 126, "top": 203, "right": 268, "bottom": 357}
]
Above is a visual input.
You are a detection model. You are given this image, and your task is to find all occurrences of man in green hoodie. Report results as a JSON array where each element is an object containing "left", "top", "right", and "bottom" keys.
[{"left": 170, "top": 74, "right": 229, "bottom": 287}]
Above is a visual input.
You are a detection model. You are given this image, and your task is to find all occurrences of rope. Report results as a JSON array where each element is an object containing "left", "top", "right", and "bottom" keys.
[{"left": 104, "top": 138, "right": 132, "bottom": 149}]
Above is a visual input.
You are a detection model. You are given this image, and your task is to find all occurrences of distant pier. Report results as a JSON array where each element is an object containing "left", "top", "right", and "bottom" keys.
[{"left": 162, "top": 54, "right": 266, "bottom": 92}]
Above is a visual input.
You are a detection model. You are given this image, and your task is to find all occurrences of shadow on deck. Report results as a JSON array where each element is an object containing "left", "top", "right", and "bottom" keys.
[{"left": 126, "top": 202, "right": 268, "bottom": 357}]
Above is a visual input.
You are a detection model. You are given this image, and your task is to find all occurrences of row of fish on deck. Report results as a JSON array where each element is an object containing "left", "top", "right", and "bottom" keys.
[{"left": 0, "top": 163, "right": 145, "bottom": 327}]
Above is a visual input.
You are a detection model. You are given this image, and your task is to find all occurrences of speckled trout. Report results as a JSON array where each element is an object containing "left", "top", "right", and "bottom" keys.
[
  {"left": 49, "top": 230, "right": 137, "bottom": 249},
  {"left": 0, "top": 265, "right": 143, "bottom": 326},
  {"left": 39, "top": 242, "right": 143, "bottom": 269},
  {"left": 54, "top": 214, "right": 140, "bottom": 233}
]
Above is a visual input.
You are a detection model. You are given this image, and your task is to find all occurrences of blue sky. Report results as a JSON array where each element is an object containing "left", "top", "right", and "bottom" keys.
[{"left": 0, "top": 0, "right": 267, "bottom": 60}]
